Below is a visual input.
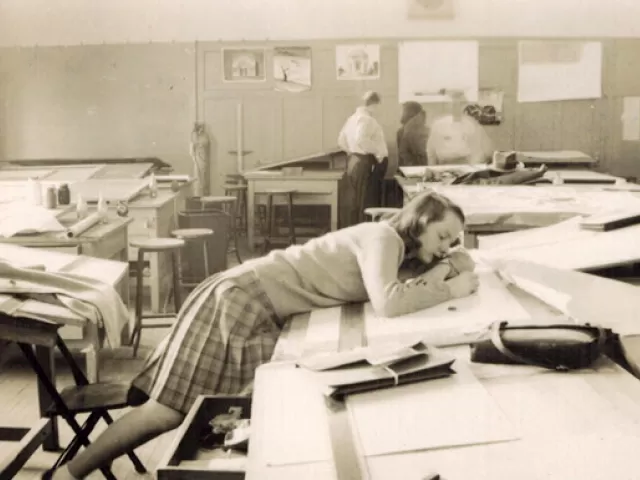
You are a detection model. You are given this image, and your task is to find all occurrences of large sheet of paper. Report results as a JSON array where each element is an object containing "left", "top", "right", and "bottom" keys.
[
  {"left": 622, "top": 97, "right": 640, "bottom": 141},
  {"left": 517, "top": 41, "right": 602, "bottom": 103},
  {"left": 477, "top": 218, "right": 640, "bottom": 272},
  {"left": 348, "top": 362, "right": 519, "bottom": 457},
  {"left": 0, "top": 204, "right": 66, "bottom": 237},
  {"left": 364, "top": 269, "right": 531, "bottom": 346},
  {"left": 257, "top": 362, "right": 518, "bottom": 466},
  {"left": 398, "top": 41, "right": 479, "bottom": 103}
]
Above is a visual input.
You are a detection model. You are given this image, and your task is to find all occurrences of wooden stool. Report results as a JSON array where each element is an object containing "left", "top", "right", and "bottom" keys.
[
  {"left": 129, "top": 238, "right": 184, "bottom": 357},
  {"left": 261, "top": 189, "right": 297, "bottom": 254},
  {"left": 200, "top": 195, "right": 242, "bottom": 265},
  {"left": 223, "top": 183, "right": 248, "bottom": 237},
  {"left": 225, "top": 174, "right": 247, "bottom": 185},
  {"left": 171, "top": 228, "right": 213, "bottom": 288},
  {"left": 364, "top": 207, "right": 400, "bottom": 222}
]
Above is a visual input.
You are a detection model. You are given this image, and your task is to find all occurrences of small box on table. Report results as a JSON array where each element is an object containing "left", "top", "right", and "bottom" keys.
[{"left": 157, "top": 395, "right": 252, "bottom": 480}]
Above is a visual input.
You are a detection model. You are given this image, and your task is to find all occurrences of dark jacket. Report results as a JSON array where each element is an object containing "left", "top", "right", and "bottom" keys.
[{"left": 397, "top": 103, "right": 428, "bottom": 167}]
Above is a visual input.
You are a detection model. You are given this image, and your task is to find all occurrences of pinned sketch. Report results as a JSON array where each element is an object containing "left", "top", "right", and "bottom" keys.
[
  {"left": 464, "top": 88, "right": 504, "bottom": 125},
  {"left": 273, "top": 46, "right": 312, "bottom": 92},
  {"left": 517, "top": 41, "right": 602, "bottom": 103},
  {"left": 336, "top": 44, "right": 380, "bottom": 80},
  {"left": 398, "top": 41, "right": 479, "bottom": 103},
  {"left": 622, "top": 97, "right": 640, "bottom": 141},
  {"left": 407, "top": 0, "right": 455, "bottom": 19},
  {"left": 222, "top": 48, "right": 266, "bottom": 83}
]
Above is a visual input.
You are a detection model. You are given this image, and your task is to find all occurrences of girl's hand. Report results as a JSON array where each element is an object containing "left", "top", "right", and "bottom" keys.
[
  {"left": 446, "top": 271, "right": 480, "bottom": 298},
  {"left": 446, "top": 250, "right": 475, "bottom": 275}
]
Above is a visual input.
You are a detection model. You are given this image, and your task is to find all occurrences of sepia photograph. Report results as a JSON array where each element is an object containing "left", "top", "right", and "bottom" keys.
[{"left": 1, "top": 2, "right": 639, "bottom": 480}]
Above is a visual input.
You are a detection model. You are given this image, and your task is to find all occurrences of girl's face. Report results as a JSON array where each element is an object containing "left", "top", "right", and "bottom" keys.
[{"left": 416, "top": 210, "right": 464, "bottom": 263}]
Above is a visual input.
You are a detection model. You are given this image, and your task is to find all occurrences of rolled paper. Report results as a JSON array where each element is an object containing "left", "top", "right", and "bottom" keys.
[{"left": 64, "top": 211, "right": 103, "bottom": 238}]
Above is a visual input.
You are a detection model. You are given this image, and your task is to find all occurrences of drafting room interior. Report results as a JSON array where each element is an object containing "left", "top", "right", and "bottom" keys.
[{"left": 3, "top": 1, "right": 640, "bottom": 479}]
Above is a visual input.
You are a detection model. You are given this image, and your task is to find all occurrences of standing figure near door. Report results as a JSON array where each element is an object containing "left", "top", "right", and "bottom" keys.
[
  {"left": 338, "top": 91, "right": 388, "bottom": 226},
  {"left": 426, "top": 90, "right": 493, "bottom": 166}
]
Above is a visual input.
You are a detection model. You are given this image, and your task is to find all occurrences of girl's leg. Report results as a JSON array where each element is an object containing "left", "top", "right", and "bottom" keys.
[{"left": 53, "top": 399, "right": 184, "bottom": 479}]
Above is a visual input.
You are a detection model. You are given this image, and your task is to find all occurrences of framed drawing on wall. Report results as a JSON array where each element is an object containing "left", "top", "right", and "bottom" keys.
[
  {"left": 336, "top": 44, "right": 380, "bottom": 81},
  {"left": 222, "top": 47, "right": 266, "bottom": 83},
  {"left": 408, "top": 0, "right": 455, "bottom": 19},
  {"left": 273, "top": 46, "right": 312, "bottom": 92}
]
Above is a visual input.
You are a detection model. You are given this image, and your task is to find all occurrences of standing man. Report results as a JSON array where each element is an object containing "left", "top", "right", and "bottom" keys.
[{"left": 338, "top": 90, "right": 388, "bottom": 226}]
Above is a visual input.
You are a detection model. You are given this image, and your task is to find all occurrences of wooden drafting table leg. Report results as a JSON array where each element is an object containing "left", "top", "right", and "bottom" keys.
[
  {"left": 35, "top": 345, "right": 60, "bottom": 451},
  {"left": 329, "top": 190, "right": 339, "bottom": 232},
  {"left": 464, "top": 230, "right": 479, "bottom": 249}
]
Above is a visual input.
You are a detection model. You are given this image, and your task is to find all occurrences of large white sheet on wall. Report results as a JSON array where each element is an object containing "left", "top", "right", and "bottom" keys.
[
  {"left": 517, "top": 41, "right": 602, "bottom": 103},
  {"left": 398, "top": 41, "right": 479, "bottom": 103}
]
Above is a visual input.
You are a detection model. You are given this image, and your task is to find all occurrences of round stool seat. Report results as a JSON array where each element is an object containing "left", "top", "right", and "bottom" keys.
[
  {"left": 263, "top": 188, "right": 297, "bottom": 195},
  {"left": 171, "top": 228, "right": 214, "bottom": 240},
  {"left": 130, "top": 237, "right": 185, "bottom": 252},
  {"left": 200, "top": 195, "right": 237, "bottom": 205},
  {"left": 223, "top": 184, "right": 248, "bottom": 191}
]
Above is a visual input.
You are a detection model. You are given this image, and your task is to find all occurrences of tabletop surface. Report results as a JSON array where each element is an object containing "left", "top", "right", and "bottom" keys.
[{"left": 246, "top": 260, "right": 640, "bottom": 480}]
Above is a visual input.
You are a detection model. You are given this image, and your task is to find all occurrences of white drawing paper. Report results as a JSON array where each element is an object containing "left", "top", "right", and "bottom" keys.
[
  {"left": 517, "top": 41, "right": 602, "bottom": 103},
  {"left": 398, "top": 41, "right": 479, "bottom": 103}
]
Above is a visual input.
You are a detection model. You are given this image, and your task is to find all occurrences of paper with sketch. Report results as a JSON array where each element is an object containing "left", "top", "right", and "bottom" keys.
[
  {"left": 348, "top": 361, "right": 519, "bottom": 457},
  {"left": 0, "top": 205, "right": 66, "bottom": 238},
  {"left": 364, "top": 269, "right": 531, "bottom": 347},
  {"left": 622, "top": 97, "right": 640, "bottom": 141},
  {"left": 517, "top": 41, "right": 602, "bottom": 102}
]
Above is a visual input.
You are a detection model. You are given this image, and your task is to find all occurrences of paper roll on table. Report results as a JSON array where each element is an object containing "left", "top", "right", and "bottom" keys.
[{"left": 64, "top": 211, "right": 103, "bottom": 238}]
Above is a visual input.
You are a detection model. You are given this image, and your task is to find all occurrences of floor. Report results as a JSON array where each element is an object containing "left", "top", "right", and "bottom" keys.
[{"left": 0, "top": 239, "right": 261, "bottom": 479}]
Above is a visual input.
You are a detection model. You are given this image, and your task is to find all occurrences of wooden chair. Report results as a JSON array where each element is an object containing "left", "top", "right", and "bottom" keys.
[
  {"left": 129, "top": 238, "right": 184, "bottom": 357},
  {"left": 223, "top": 183, "right": 249, "bottom": 238},
  {"left": 0, "top": 313, "right": 146, "bottom": 480},
  {"left": 199, "top": 195, "right": 243, "bottom": 265},
  {"left": 261, "top": 189, "right": 297, "bottom": 254}
]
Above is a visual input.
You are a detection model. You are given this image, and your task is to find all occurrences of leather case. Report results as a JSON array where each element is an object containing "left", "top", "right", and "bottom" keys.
[{"left": 470, "top": 321, "right": 613, "bottom": 371}]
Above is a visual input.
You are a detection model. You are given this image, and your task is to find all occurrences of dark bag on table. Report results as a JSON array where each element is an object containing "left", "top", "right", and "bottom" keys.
[{"left": 470, "top": 321, "right": 615, "bottom": 371}]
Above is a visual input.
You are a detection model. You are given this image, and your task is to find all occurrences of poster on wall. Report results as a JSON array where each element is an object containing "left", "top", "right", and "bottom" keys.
[
  {"left": 335, "top": 44, "right": 380, "bottom": 81},
  {"left": 517, "top": 41, "right": 602, "bottom": 103},
  {"left": 222, "top": 47, "right": 266, "bottom": 83},
  {"left": 273, "top": 46, "right": 312, "bottom": 92},
  {"left": 622, "top": 97, "right": 640, "bottom": 141},
  {"left": 398, "top": 41, "right": 478, "bottom": 103}
]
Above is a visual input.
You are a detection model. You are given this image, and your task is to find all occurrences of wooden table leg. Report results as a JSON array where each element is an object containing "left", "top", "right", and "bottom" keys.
[{"left": 34, "top": 345, "right": 60, "bottom": 452}]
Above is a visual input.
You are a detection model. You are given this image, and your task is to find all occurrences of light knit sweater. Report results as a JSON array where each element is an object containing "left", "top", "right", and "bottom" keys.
[{"left": 242, "top": 222, "right": 454, "bottom": 318}]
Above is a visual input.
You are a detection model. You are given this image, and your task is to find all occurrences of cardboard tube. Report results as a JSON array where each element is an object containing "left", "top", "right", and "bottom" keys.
[{"left": 65, "top": 211, "right": 103, "bottom": 238}]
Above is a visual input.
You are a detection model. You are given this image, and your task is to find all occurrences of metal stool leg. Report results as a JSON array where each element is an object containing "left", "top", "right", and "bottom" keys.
[
  {"left": 171, "top": 250, "right": 182, "bottom": 314},
  {"left": 229, "top": 202, "right": 243, "bottom": 264},
  {"left": 263, "top": 194, "right": 274, "bottom": 254},
  {"left": 131, "top": 249, "right": 145, "bottom": 357},
  {"left": 287, "top": 192, "right": 296, "bottom": 245},
  {"left": 202, "top": 240, "right": 210, "bottom": 278}
]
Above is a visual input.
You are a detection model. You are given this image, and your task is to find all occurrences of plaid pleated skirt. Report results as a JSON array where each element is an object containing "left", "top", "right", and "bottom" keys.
[{"left": 130, "top": 268, "right": 282, "bottom": 414}]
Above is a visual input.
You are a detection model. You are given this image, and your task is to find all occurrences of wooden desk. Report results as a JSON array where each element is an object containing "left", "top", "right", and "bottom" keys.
[
  {"left": 247, "top": 262, "right": 640, "bottom": 479},
  {"left": 0, "top": 244, "right": 129, "bottom": 451},
  {"left": 244, "top": 170, "right": 345, "bottom": 251}
]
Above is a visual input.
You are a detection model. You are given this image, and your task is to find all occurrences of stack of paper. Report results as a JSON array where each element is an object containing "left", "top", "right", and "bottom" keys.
[{"left": 580, "top": 209, "right": 640, "bottom": 232}]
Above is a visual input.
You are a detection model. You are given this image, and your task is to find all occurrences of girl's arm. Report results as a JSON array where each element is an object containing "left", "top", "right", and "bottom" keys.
[{"left": 357, "top": 234, "right": 455, "bottom": 318}]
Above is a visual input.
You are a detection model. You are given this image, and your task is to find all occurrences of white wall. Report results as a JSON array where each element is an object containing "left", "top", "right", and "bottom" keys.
[{"left": 2, "top": 0, "right": 640, "bottom": 47}]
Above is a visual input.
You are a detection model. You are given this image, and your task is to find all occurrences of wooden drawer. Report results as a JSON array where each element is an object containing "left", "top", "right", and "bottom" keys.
[{"left": 157, "top": 395, "right": 251, "bottom": 480}]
